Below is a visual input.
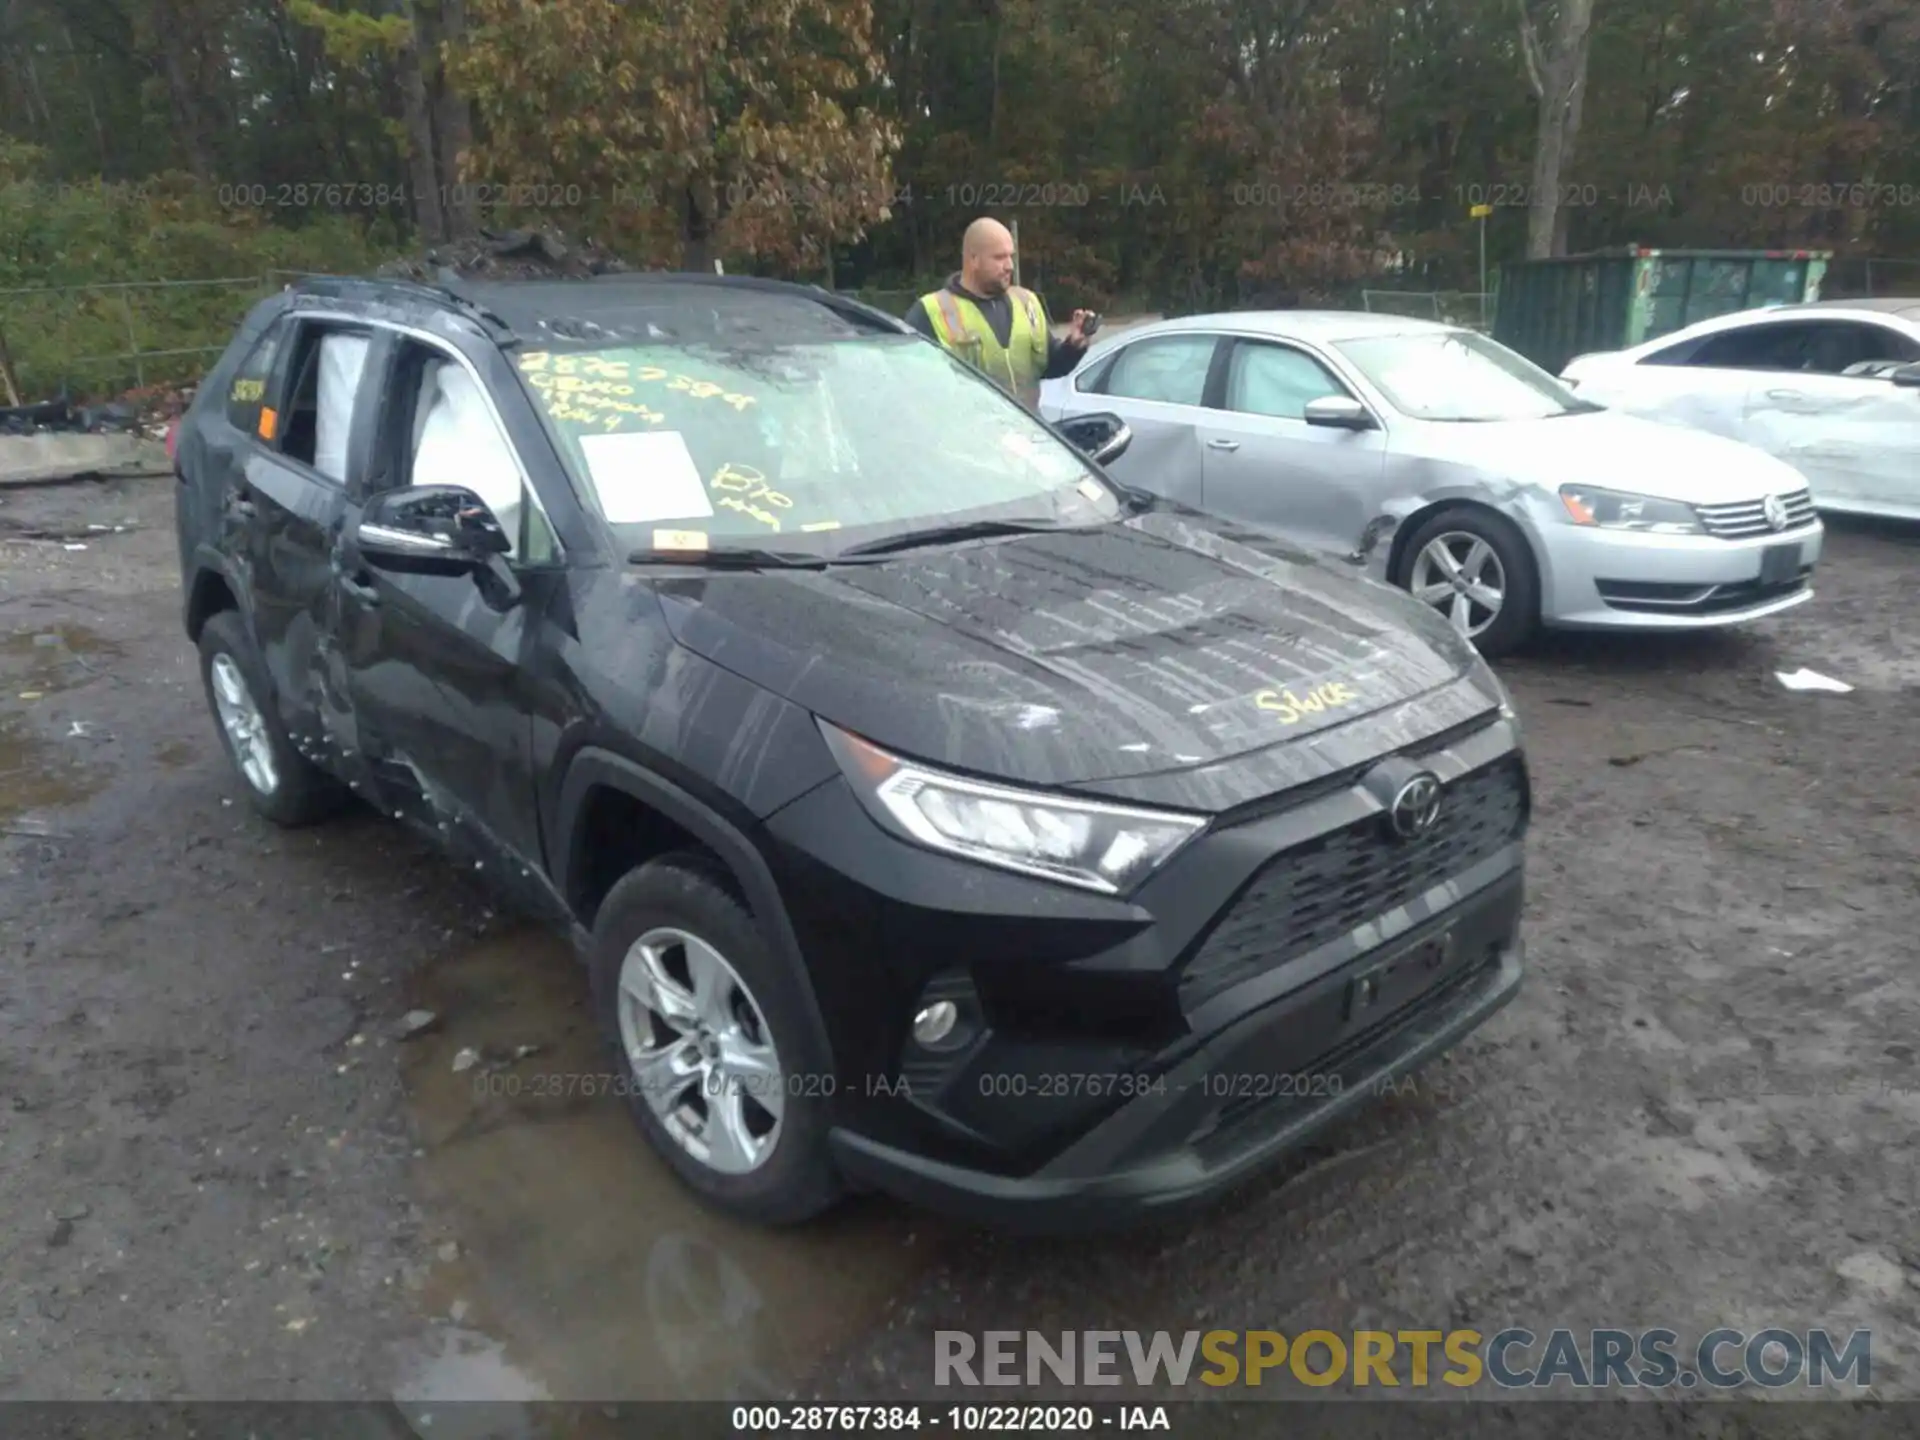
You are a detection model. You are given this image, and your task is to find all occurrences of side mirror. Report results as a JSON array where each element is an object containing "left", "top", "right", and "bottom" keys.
[
  {"left": 1303, "top": 395, "right": 1377, "bottom": 431},
  {"left": 1057, "top": 411, "right": 1133, "bottom": 466},
  {"left": 1891, "top": 361, "right": 1920, "bottom": 389},
  {"left": 356, "top": 484, "right": 512, "bottom": 576}
]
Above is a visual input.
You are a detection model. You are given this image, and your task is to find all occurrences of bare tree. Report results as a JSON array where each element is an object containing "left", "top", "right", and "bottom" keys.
[{"left": 1517, "top": 0, "right": 1597, "bottom": 257}]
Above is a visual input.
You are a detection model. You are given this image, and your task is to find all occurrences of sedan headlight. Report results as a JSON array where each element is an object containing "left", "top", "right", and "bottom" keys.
[
  {"left": 819, "top": 721, "right": 1206, "bottom": 894},
  {"left": 1559, "top": 485, "right": 1702, "bottom": 535}
]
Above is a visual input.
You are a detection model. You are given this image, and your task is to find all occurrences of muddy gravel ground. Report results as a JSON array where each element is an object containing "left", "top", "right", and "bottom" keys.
[{"left": 1, "top": 473, "right": 1916, "bottom": 1428}]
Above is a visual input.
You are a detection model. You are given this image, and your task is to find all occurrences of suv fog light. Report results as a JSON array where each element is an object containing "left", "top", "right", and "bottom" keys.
[{"left": 912, "top": 1001, "right": 959, "bottom": 1046}]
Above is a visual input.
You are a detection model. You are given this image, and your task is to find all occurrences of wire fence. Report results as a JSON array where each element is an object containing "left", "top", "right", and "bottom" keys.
[
  {"left": 21, "top": 257, "right": 1904, "bottom": 407},
  {"left": 1820, "top": 257, "right": 1920, "bottom": 300},
  {"left": 1361, "top": 289, "right": 1492, "bottom": 330},
  {"left": 0, "top": 271, "right": 340, "bottom": 402}
]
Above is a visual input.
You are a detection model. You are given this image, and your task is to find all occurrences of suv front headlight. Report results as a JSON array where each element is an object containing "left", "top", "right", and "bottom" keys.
[
  {"left": 1559, "top": 485, "right": 1702, "bottom": 535},
  {"left": 819, "top": 721, "right": 1206, "bottom": 894}
]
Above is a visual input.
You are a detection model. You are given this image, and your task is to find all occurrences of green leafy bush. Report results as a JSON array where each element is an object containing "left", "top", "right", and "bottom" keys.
[{"left": 0, "top": 164, "right": 394, "bottom": 400}]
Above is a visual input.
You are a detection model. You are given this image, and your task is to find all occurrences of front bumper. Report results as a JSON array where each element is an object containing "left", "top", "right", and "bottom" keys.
[
  {"left": 830, "top": 889, "right": 1523, "bottom": 1231},
  {"left": 762, "top": 711, "right": 1529, "bottom": 1230},
  {"left": 1538, "top": 519, "right": 1823, "bottom": 630}
]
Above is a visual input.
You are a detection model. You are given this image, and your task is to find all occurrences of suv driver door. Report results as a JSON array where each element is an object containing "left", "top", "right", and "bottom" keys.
[{"left": 324, "top": 332, "right": 569, "bottom": 912}]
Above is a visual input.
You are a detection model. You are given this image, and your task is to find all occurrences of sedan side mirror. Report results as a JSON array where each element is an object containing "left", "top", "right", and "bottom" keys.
[
  {"left": 356, "top": 484, "right": 512, "bottom": 576},
  {"left": 1891, "top": 361, "right": 1920, "bottom": 389},
  {"left": 1303, "top": 395, "right": 1377, "bottom": 431},
  {"left": 1056, "top": 411, "right": 1133, "bottom": 466}
]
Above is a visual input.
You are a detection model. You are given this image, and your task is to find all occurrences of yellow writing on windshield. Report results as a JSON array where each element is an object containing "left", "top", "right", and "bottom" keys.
[
  {"left": 548, "top": 374, "right": 636, "bottom": 398},
  {"left": 711, "top": 462, "right": 792, "bottom": 508},
  {"left": 1254, "top": 681, "right": 1361, "bottom": 725},
  {"left": 711, "top": 462, "right": 793, "bottom": 532},
  {"left": 717, "top": 495, "right": 785, "bottom": 531},
  {"left": 524, "top": 370, "right": 666, "bottom": 431},
  {"left": 520, "top": 351, "right": 758, "bottom": 413},
  {"left": 547, "top": 399, "right": 662, "bottom": 431}
]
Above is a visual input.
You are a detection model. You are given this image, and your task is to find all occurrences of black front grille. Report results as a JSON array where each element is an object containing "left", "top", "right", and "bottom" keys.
[{"left": 1178, "top": 756, "right": 1527, "bottom": 1008}]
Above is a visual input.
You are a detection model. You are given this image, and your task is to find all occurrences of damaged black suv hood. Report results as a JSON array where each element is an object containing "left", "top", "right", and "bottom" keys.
[{"left": 652, "top": 510, "right": 1491, "bottom": 798}]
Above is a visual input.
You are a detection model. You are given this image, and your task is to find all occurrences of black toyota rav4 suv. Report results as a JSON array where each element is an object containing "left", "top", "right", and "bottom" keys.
[{"left": 173, "top": 272, "right": 1529, "bottom": 1231}]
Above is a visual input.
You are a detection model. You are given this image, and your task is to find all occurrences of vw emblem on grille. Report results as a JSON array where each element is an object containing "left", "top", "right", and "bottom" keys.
[
  {"left": 1388, "top": 772, "right": 1443, "bottom": 840},
  {"left": 1762, "top": 493, "right": 1789, "bottom": 531}
]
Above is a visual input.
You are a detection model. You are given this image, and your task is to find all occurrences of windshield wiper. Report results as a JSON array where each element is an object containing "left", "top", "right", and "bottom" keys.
[
  {"left": 836, "top": 517, "right": 1068, "bottom": 559},
  {"left": 627, "top": 546, "right": 829, "bottom": 569}
]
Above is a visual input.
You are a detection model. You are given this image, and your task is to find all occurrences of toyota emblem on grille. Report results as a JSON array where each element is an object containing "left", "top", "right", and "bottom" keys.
[
  {"left": 1762, "top": 493, "right": 1789, "bottom": 531},
  {"left": 1388, "top": 772, "right": 1443, "bottom": 840}
]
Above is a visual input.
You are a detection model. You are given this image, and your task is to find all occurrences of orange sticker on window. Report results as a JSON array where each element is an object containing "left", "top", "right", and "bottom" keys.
[{"left": 257, "top": 406, "right": 278, "bottom": 440}]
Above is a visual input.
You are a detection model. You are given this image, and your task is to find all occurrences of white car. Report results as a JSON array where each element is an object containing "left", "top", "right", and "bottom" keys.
[
  {"left": 1560, "top": 299, "right": 1920, "bottom": 521},
  {"left": 1041, "top": 312, "right": 1824, "bottom": 657}
]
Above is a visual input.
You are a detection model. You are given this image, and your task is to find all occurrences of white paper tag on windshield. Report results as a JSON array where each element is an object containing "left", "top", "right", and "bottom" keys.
[{"left": 579, "top": 431, "right": 714, "bottom": 524}]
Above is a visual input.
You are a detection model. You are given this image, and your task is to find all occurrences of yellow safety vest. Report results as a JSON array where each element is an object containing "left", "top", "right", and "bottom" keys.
[{"left": 918, "top": 285, "right": 1049, "bottom": 410}]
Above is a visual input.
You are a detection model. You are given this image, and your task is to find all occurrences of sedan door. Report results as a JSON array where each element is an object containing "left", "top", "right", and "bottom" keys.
[
  {"left": 1195, "top": 338, "right": 1389, "bottom": 556},
  {"left": 1735, "top": 320, "right": 1920, "bottom": 516},
  {"left": 1045, "top": 331, "right": 1223, "bottom": 509},
  {"left": 1601, "top": 319, "right": 1815, "bottom": 441}
]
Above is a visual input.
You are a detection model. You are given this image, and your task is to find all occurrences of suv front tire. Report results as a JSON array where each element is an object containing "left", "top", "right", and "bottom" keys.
[{"left": 589, "top": 854, "right": 845, "bottom": 1226}]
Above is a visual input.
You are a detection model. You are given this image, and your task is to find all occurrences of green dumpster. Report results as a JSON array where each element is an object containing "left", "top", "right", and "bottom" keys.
[{"left": 1491, "top": 247, "right": 1831, "bottom": 374}]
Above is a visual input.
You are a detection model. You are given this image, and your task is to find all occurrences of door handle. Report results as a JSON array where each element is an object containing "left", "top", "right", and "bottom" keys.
[
  {"left": 1206, "top": 438, "right": 1240, "bottom": 451},
  {"left": 1765, "top": 389, "right": 1807, "bottom": 403}
]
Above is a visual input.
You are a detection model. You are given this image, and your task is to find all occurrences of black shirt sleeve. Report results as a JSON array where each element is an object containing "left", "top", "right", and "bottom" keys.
[
  {"left": 902, "top": 302, "right": 936, "bottom": 340},
  {"left": 1042, "top": 330, "right": 1090, "bottom": 380}
]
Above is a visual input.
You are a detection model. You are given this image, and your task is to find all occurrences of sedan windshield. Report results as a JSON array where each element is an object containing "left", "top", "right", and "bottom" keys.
[
  {"left": 511, "top": 333, "right": 1121, "bottom": 555},
  {"left": 1333, "top": 330, "right": 1600, "bottom": 422}
]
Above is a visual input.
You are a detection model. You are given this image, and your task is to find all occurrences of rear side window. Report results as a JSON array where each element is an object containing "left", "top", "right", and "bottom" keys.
[
  {"left": 1104, "top": 335, "right": 1219, "bottom": 406},
  {"left": 225, "top": 318, "right": 287, "bottom": 435},
  {"left": 1684, "top": 324, "right": 1811, "bottom": 371},
  {"left": 270, "top": 320, "right": 374, "bottom": 482}
]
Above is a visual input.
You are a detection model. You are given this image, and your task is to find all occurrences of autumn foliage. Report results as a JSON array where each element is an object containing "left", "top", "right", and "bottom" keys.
[
  {"left": 0, "top": 0, "right": 1915, "bottom": 313},
  {"left": 451, "top": 0, "right": 901, "bottom": 271}
]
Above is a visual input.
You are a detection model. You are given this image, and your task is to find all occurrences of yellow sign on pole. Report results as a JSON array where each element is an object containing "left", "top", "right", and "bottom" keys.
[{"left": 1470, "top": 203, "right": 1493, "bottom": 219}]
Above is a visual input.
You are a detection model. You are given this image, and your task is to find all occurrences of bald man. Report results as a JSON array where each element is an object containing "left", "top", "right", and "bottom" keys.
[{"left": 904, "top": 218, "right": 1093, "bottom": 410}]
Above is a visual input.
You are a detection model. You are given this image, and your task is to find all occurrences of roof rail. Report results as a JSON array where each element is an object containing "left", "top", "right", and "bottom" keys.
[{"left": 284, "top": 271, "right": 515, "bottom": 337}]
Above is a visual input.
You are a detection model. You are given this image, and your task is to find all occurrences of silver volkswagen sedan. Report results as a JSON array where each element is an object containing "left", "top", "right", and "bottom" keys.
[{"left": 1040, "top": 312, "right": 1824, "bottom": 656}]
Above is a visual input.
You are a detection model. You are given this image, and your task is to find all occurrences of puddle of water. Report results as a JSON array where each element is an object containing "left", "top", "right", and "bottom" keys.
[
  {"left": 1, "top": 622, "right": 126, "bottom": 696},
  {"left": 0, "top": 712, "right": 102, "bottom": 827},
  {"left": 395, "top": 928, "right": 945, "bottom": 1404},
  {"left": 0, "top": 624, "right": 122, "bottom": 827}
]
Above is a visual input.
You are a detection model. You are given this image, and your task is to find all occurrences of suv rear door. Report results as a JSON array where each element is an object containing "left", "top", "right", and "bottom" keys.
[{"left": 234, "top": 313, "right": 380, "bottom": 743}]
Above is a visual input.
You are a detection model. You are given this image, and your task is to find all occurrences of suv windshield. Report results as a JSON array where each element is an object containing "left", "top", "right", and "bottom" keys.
[
  {"left": 1333, "top": 330, "right": 1600, "bottom": 421},
  {"left": 511, "top": 333, "right": 1121, "bottom": 555}
]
